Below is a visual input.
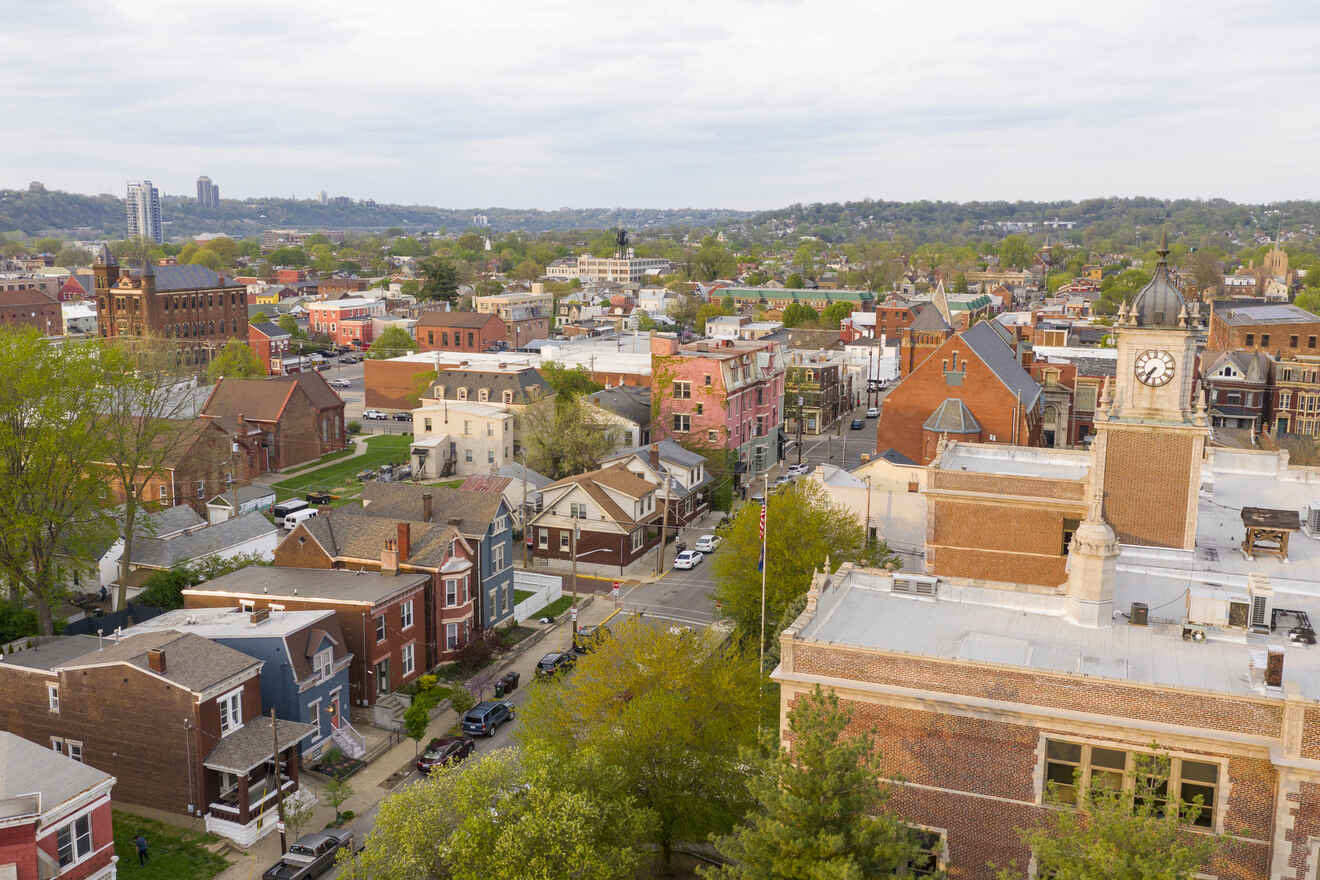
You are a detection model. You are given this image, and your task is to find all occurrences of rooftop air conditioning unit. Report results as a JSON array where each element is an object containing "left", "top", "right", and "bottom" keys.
[
  {"left": 891, "top": 574, "right": 938, "bottom": 597},
  {"left": 1304, "top": 504, "right": 1320, "bottom": 538},
  {"left": 1249, "top": 580, "right": 1274, "bottom": 633}
]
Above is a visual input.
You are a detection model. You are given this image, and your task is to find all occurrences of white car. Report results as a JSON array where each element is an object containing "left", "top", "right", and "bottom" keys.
[
  {"left": 786, "top": 463, "right": 810, "bottom": 477},
  {"left": 866, "top": 407, "right": 880, "bottom": 418},
  {"left": 362, "top": 409, "right": 388, "bottom": 420},
  {"left": 328, "top": 378, "right": 351, "bottom": 389},
  {"left": 694, "top": 534, "right": 721, "bottom": 553},
  {"left": 673, "top": 550, "right": 704, "bottom": 570}
]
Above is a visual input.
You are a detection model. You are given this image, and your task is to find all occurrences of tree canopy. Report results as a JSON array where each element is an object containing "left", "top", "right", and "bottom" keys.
[
  {"left": 780, "top": 302, "right": 818, "bottom": 328},
  {"left": 207, "top": 339, "right": 265, "bottom": 382},
  {"left": 418, "top": 257, "right": 460, "bottom": 303},
  {"left": 538, "top": 361, "right": 603, "bottom": 399},
  {"left": 368, "top": 326, "right": 416, "bottom": 359},
  {"left": 521, "top": 397, "right": 617, "bottom": 479}
]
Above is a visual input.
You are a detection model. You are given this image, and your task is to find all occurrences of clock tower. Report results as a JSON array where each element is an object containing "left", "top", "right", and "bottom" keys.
[{"left": 1091, "top": 231, "right": 1208, "bottom": 549}]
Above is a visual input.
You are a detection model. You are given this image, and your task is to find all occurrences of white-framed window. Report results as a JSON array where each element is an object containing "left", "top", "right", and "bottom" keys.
[
  {"left": 478, "top": 388, "right": 489, "bottom": 402},
  {"left": 446, "top": 623, "right": 459, "bottom": 650},
  {"left": 570, "top": 502, "right": 587, "bottom": 519},
  {"left": 47, "top": 683, "right": 59, "bottom": 713},
  {"left": 51, "top": 736, "right": 64, "bottom": 754},
  {"left": 538, "top": 528, "right": 548, "bottom": 549},
  {"left": 158, "top": 484, "right": 168, "bottom": 501},
  {"left": 400, "top": 599, "right": 414, "bottom": 630},
  {"left": 445, "top": 578, "right": 460, "bottom": 606},
  {"left": 308, "top": 698, "right": 321, "bottom": 734},
  {"left": 502, "top": 390, "right": 513, "bottom": 404},
  {"left": 218, "top": 688, "right": 243, "bottom": 737},
  {"left": 488, "top": 448, "right": 495, "bottom": 463},
  {"left": 631, "top": 529, "right": 644, "bottom": 551},
  {"left": 56, "top": 813, "right": 93, "bottom": 868},
  {"left": 401, "top": 642, "right": 415, "bottom": 677},
  {"left": 66, "top": 740, "right": 83, "bottom": 762},
  {"left": 465, "top": 448, "right": 473, "bottom": 463},
  {"left": 313, "top": 647, "right": 333, "bottom": 681},
  {"left": 673, "top": 381, "right": 691, "bottom": 399},
  {"left": 240, "top": 599, "right": 255, "bottom": 613},
  {"left": 491, "top": 544, "right": 506, "bottom": 571},
  {"left": 673, "top": 414, "right": 690, "bottom": 432},
  {"left": 559, "top": 531, "right": 570, "bottom": 551},
  {"left": 1042, "top": 738, "right": 1220, "bottom": 828},
  {"left": 375, "top": 615, "right": 387, "bottom": 643},
  {"left": 196, "top": 480, "right": 205, "bottom": 498},
  {"left": 493, "top": 514, "right": 508, "bottom": 533}
]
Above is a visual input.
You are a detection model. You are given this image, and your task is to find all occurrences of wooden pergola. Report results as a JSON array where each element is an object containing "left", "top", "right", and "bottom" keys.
[{"left": 1241, "top": 507, "right": 1301, "bottom": 561}]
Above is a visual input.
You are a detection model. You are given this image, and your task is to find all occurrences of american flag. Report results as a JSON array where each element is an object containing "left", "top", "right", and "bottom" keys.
[{"left": 757, "top": 496, "right": 767, "bottom": 571}]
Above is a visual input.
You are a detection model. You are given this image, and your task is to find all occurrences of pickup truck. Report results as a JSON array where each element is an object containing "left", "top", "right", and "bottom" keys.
[{"left": 262, "top": 830, "right": 355, "bottom": 880}]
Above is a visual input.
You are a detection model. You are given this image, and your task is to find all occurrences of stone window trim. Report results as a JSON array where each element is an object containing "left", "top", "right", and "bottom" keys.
[
  {"left": 1035, "top": 734, "right": 1226, "bottom": 832},
  {"left": 218, "top": 686, "right": 244, "bottom": 738},
  {"left": 47, "top": 682, "right": 59, "bottom": 713}
]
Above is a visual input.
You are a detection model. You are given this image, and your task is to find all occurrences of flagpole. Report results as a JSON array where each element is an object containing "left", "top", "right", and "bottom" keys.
[{"left": 759, "top": 472, "right": 769, "bottom": 677}]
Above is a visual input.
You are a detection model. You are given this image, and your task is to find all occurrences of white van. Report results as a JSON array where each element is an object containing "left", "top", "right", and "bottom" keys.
[
  {"left": 272, "top": 498, "right": 310, "bottom": 520},
  {"left": 283, "top": 508, "right": 319, "bottom": 530}
]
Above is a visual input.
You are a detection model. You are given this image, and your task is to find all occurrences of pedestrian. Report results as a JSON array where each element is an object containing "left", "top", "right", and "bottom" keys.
[{"left": 134, "top": 833, "right": 149, "bottom": 865}]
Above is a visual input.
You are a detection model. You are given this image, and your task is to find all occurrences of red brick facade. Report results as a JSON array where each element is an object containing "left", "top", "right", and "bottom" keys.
[
  {"left": 0, "top": 288, "right": 62, "bottom": 336},
  {"left": 416, "top": 312, "right": 507, "bottom": 353}
]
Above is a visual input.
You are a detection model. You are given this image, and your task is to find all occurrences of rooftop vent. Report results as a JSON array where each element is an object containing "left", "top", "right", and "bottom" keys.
[
  {"left": 249, "top": 608, "right": 270, "bottom": 626},
  {"left": 1305, "top": 504, "right": 1320, "bottom": 537},
  {"left": 891, "top": 574, "right": 938, "bottom": 597},
  {"left": 1129, "top": 602, "right": 1148, "bottom": 625}
]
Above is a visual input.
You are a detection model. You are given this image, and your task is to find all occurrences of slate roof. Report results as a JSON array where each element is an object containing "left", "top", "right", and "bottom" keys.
[
  {"left": 131, "top": 264, "right": 236, "bottom": 292},
  {"left": 249, "top": 321, "right": 291, "bottom": 340},
  {"left": 879, "top": 448, "right": 919, "bottom": 466},
  {"left": 300, "top": 506, "right": 466, "bottom": 568},
  {"left": 184, "top": 566, "right": 429, "bottom": 606},
  {"left": 61, "top": 630, "right": 261, "bottom": 693},
  {"left": 208, "top": 485, "right": 277, "bottom": 509},
  {"left": 430, "top": 368, "right": 552, "bottom": 404},
  {"left": 202, "top": 372, "right": 343, "bottom": 423},
  {"left": 359, "top": 484, "right": 508, "bottom": 538},
  {"left": 130, "top": 511, "right": 276, "bottom": 570},
  {"left": 908, "top": 303, "right": 952, "bottom": 332},
  {"left": 203, "top": 715, "right": 316, "bottom": 774},
  {"left": 1214, "top": 303, "right": 1319, "bottom": 325},
  {"left": 587, "top": 386, "right": 651, "bottom": 427},
  {"left": 82, "top": 503, "right": 206, "bottom": 561},
  {"left": 923, "top": 399, "right": 981, "bottom": 434},
  {"left": 960, "top": 321, "right": 1043, "bottom": 409},
  {"left": 0, "top": 635, "right": 103, "bottom": 671},
  {"left": 1203, "top": 349, "right": 1272, "bottom": 383},
  {"left": 495, "top": 463, "right": 553, "bottom": 490},
  {"left": 0, "top": 731, "right": 114, "bottom": 817}
]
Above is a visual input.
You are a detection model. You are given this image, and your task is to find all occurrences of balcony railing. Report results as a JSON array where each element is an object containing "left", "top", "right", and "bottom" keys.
[{"left": 209, "top": 774, "right": 296, "bottom": 821}]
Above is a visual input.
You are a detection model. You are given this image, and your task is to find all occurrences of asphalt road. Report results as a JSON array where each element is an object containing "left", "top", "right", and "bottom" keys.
[
  {"left": 780, "top": 403, "right": 882, "bottom": 474},
  {"left": 617, "top": 550, "right": 720, "bottom": 629}
]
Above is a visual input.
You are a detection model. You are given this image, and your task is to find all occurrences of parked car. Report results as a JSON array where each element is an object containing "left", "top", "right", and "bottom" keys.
[
  {"left": 786, "top": 463, "right": 810, "bottom": 476},
  {"left": 573, "top": 624, "right": 611, "bottom": 653},
  {"left": 694, "top": 534, "right": 722, "bottom": 553},
  {"left": 262, "top": 830, "right": 356, "bottom": 880},
  {"left": 866, "top": 407, "right": 880, "bottom": 418},
  {"left": 535, "top": 651, "right": 576, "bottom": 678},
  {"left": 850, "top": 418, "right": 866, "bottom": 430},
  {"left": 305, "top": 491, "right": 332, "bottom": 505},
  {"left": 416, "top": 736, "right": 475, "bottom": 774},
  {"left": 674, "top": 550, "right": 704, "bottom": 570},
  {"left": 328, "top": 378, "right": 351, "bottom": 389},
  {"left": 363, "top": 409, "right": 388, "bottom": 420},
  {"left": 461, "top": 700, "right": 514, "bottom": 737},
  {"left": 392, "top": 412, "right": 413, "bottom": 422},
  {"left": 283, "top": 508, "right": 319, "bottom": 530},
  {"left": 749, "top": 492, "right": 765, "bottom": 505},
  {"left": 773, "top": 475, "right": 793, "bottom": 490}
]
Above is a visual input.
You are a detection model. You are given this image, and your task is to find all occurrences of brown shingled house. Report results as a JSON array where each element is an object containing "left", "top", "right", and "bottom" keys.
[
  {"left": 200, "top": 372, "right": 346, "bottom": 472},
  {"left": 527, "top": 463, "right": 662, "bottom": 569}
]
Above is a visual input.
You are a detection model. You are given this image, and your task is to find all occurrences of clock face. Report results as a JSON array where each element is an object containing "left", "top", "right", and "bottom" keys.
[{"left": 1134, "top": 349, "right": 1176, "bottom": 387}]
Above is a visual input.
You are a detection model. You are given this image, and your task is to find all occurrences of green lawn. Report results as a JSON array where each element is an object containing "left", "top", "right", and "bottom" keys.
[
  {"left": 273, "top": 435, "right": 412, "bottom": 499},
  {"left": 113, "top": 811, "right": 228, "bottom": 880},
  {"left": 514, "top": 589, "right": 534, "bottom": 604},
  {"left": 530, "top": 595, "right": 573, "bottom": 619}
]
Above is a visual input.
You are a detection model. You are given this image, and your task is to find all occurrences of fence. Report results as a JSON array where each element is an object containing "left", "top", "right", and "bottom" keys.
[
  {"left": 513, "top": 570, "right": 563, "bottom": 622},
  {"left": 62, "top": 603, "right": 165, "bottom": 636}
]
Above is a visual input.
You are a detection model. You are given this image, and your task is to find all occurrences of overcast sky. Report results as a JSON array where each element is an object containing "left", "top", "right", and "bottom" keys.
[{"left": 3, "top": 0, "right": 1316, "bottom": 210}]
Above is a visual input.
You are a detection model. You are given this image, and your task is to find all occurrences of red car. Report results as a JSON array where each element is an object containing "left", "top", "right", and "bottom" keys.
[{"left": 416, "top": 736, "right": 475, "bottom": 774}]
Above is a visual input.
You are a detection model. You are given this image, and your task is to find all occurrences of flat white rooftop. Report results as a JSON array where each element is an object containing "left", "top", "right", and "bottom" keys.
[{"left": 937, "top": 443, "right": 1091, "bottom": 481}]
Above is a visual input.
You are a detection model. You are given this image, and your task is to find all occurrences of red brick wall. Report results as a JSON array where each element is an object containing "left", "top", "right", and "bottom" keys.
[
  {"left": 0, "top": 822, "right": 38, "bottom": 880},
  {"left": 1208, "top": 312, "right": 1320, "bottom": 356},
  {"left": 365, "top": 360, "right": 437, "bottom": 410},
  {"left": 1101, "top": 429, "right": 1195, "bottom": 548},
  {"left": 417, "top": 315, "right": 506, "bottom": 353}
]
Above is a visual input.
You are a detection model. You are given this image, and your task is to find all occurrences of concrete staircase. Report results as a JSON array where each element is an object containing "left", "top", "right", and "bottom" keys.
[{"left": 330, "top": 720, "right": 366, "bottom": 760}]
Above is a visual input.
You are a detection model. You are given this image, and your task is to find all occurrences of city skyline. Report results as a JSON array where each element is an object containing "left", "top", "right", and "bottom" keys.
[{"left": 4, "top": 0, "right": 1319, "bottom": 210}]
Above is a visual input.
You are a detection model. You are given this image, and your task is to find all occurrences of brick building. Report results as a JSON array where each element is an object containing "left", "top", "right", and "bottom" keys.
[
  {"left": 415, "top": 311, "right": 507, "bottom": 353},
  {"left": 0, "top": 731, "right": 117, "bottom": 880},
  {"left": 784, "top": 351, "right": 848, "bottom": 436},
  {"left": 1207, "top": 302, "right": 1320, "bottom": 357},
  {"left": 247, "top": 321, "right": 292, "bottom": 374},
  {"left": 185, "top": 567, "right": 433, "bottom": 708},
  {"left": 1025, "top": 348, "right": 1115, "bottom": 447},
  {"left": 0, "top": 630, "right": 314, "bottom": 847},
  {"left": 1270, "top": 353, "right": 1320, "bottom": 438},
  {"left": 274, "top": 510, "right": 477, "bottom": 667},
  {"left": 875, "top": 320, "right": 1043, "bottom": 464},
  {"left": 0, "top": 287, "right": 62, "bottom": 336},
  {"left": 528, "top": 463, "right": 661, "bottom": 570},
  {"left": 771, "top": 244, "right": 1320, "bottom": 880},
  {"left": 306, "top": 297, "right": 385, "bottom": 349},
  {"left": 201, "top": 371, "right": 346, "bottom": 471},
  {"left": 92, "top": 248, "right": 247, "bottom": 369},
  {"left": 473, "top": 291, "right": 552, "bottom": 349},
  {"left": 651, "top": 335, "right": 785, "bottom": 479},
  {"left": 722, "top": 287, "right": 875, "bottom": 315},
  {"left": 897, "top": 304, "right": 955, "bottom": 377},
  {"left": 98, "top": 416, "right": 250, "bottom": 515},
  {"left": 1201, "top": 349, "right": 1273, "bottom": 433}
]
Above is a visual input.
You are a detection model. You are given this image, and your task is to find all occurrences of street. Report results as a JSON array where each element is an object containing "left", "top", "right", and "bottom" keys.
[{"left": 780, "top": 402, "right": 883, "bottom": 475}]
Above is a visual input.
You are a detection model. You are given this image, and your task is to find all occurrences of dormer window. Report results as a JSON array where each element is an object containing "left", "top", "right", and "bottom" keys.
[{"left": 313, "top": 647, "right": 333, "bottom": 682}]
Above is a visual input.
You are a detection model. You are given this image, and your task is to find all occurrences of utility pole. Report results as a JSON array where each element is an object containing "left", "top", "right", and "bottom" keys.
[
  {"left": 229, "top": 437, "right": 240, "bottom": 521},
  {"left": 864, "top": 475, "right": 873, "bottom": 549},
  {"left": 795, "top": 395, "right": 804, "bottom": 467},
  {"left": 655, "top": 473, "right": 671, "bottom": 575},
  {"left": 758, "top": 472, "right": 769, "bottom": 677},
  {"left": 570, "top": 520, "right": 578, "bottom": 603},
  {"left": 520, "top": 451, "right": 529, "bottom": 569},
  {"left": 271, "top": 708, "right": 287, "bottom": 854}
]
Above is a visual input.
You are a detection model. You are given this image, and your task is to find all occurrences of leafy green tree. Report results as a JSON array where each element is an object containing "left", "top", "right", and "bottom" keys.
[
  {"left": 325, "top": 777, "right": 354, "bottom": 822},
  {"left": 0, "top": 599, "right": 39, "bottom": 643},
  {"left": 277, "top": 314, "right": 302, "bottom": 337},
  {"left": 266, "top": 246, "right": 308, "bottom": 267},
  {"left": 512, "top": 259, "right": 542, "bottom": 281},
  {"left": 519, "top": 619, "right": 761, "bottom": 868},
  {"left": 952, "top": 271, "right": 969, "bottom": 293},
  {"left": 998, "top": 234, "right": 1034, "bottom": 270},
  {"left": 820, "top": 300, "right": 853, "bottom": 328},
  {"left": 402, "top": 700, "right": 431, "bottom": 754},
  {"left": 793, "top": 242, "right": 818, "bottom": 278},
  {"left": 207, "top": 339, "right": 265, "bottom": 382},
  {"left": 250, "top": 311, "right": 269, "bottom": 324},
  {"left": 704, "top": 686, "right": 928, "bottom": 880},
  {"left": 1047, "top": 271, "right": 1072, "bottom": 293},
  {"left": 186, "top": 248, "right": 224, "bottom": 271},
  {"left": 539, "top": 361, "right": 603, "bottom": 399},
  {"left": 693, "top": 241, "right": 737, "bottom": 281},
  {"left": 635, "top": 312, "right": 657, "bottom": 331},
  {"left": 0, "top": 331, "right": 116, "bottom": 633},
  {"left": 785, "top": 272, "right": 804, "bottom": 289},
  {"left": 418, "top": 257, "right": 460, "bottom": 303},
  {"left": 713, "top": 480, "right": 896, "bottom": 646},
  {"left": 368, "top": 326, "right": 416, "bottom": 359},
  {"left": 780, "top": 302, "right": 818, "bottom": 328},
  {"left": 743, "top": 270, "right": 770, "bottom": 286},
  {"left": 55, "top": 246, "right": 91, "bottom": 267},
  {"left": 695, "top": 301, "right": 732, "bottom": 334},
  {"left": 667, "top": 292, "right": 701, "bottom": 329},
  {"left": 522, "top": 397, "right": 617, "bottom": 479},
  {"left": 997, "top": 750, "right": 1218, "bottom": 880},
  {"left": 1296, "top": 288, "right": 1320, "bottom": 315}
]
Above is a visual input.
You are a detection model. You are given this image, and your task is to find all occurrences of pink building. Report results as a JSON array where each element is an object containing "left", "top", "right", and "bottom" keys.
[
  {"left": 306, "top": 297, "right": 385, "bottom": 348},
  {"left": 0, "top": 731, "right": 117, "bottom": 880},
  {"left": 651, "top": 335, "right": 785, "bottom": 481}
]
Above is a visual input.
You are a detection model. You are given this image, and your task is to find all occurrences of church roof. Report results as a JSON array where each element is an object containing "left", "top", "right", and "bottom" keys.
[
  {"left": 1128, "top": 231, "right": 1187, "bottom": 328},
  {"left": 960, "top": 321, "right": 1043, "bottom": 410},
  {"left": 923, "top": 399, "right": 980, "bottom": 434},
  {"left": 909, "top": 303, "right": 952, "bottom": 332}
]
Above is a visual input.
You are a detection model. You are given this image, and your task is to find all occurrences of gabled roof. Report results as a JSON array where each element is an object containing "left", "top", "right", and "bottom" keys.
[
  {"left": 460, "top": 475, "right": 513, "bottom": 495},
  {"left": 249, "top": 321, "right": 291, "bottom": 340},
  {"left": 202, "top": 371, "right": 343, "bottom": 423},
  {"left": 130, "top": 511, "right": 277, "bottom": 570},
  {"left": 358, "top": 484, "right": 509, "bottom": 538},
  {"left": 60, "top": 630, "right": 261, "bottom": 693},
  {"left": 0, "top": 732, "right": 114, "bottom": 819},
  {"left": 540, "top": 463, "right": 657, "bottom": 526},
  {"left": 1203, "top": 349, "right": 1272, "bottom": 383},
  {"left": 495, "top": 463, "right": 553, "bottom": 490},
  {"left": 204, "top": 715, "right": 316, "bottom": 774},
  {"left": 923, "top": 399, "right": 981, "bottom": 434},
  {"left": 960, "top": 321, "right": 1042, "bottom": 409},
  {"left": 587, "top": 385, "right": 651, "bottom": 427},
  {"left": 879, "top": 448, "right": 919, "bottom": 466},
  {"left": 908, "top": 303, "right": 952, "bottom": 332},
  {"left": 298, "top": 507, "right": 467, "bottom": 569}
]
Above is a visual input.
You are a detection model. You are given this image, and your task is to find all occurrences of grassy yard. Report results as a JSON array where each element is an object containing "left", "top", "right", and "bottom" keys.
[
  {"left": 113, "top": 811, "right": 228, "bottom": 880},
  {"left": 514, "top": 589, "right": 535, "bottom": 604},
  {"left": 273, "top": 435, "right": 412, "bottom": 500},
  {"left": 530, "top": 595, "right": 573, "bottom": 619}
]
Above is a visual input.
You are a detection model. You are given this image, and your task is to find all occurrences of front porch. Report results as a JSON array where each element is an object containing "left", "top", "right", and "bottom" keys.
[{"left": 203, "top": 715, "right": 317, "bottom": 847}]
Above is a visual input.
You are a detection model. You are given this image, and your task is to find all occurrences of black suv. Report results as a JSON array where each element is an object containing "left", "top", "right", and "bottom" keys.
[
  {"left": 461, "top": 700, "right": 514, "bottom": 737},
  {"left": 535, "top": 651, "right": 576, "bottom": 678}
]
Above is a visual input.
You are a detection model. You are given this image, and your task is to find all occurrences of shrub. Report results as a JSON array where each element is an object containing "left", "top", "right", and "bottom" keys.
[
  {"left": 457, "top": 634, "right": 495, "bottom": 670},
  {"left": 449, "top": 687, "right": 476, "bottom": 715},
  {"left": 347, "top": 419, "right": 362, "bottom": 434},
  {"left": 417, "top": 674, "right": 439, "bottom": 693}
]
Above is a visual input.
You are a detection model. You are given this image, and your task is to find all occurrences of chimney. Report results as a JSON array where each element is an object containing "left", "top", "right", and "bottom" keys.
[
  {"left": 1266, "top": 647, "right": 1285, "bottom": 688},
  {"left": 397, "top": 522, "right": 411, "bottom": 562},
  {"left": 381, "top": 537, "right": 399, "bottom": 573},
  {"left": 649, "top": 443, "right": 660, "bottom": 469},
  {"left": 422, "top": 493, "right": 433, "bottom": 523},
  {"left": 249, "top": 608, "right": 271, "bottom": 626},
  {"left": 147, "top": 648, "right": 166, "bottom": 674}
]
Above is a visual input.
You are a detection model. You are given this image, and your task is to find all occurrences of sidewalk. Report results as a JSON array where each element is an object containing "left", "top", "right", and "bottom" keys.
[
  {"left": 212, "top": 598, "right": 613, "bottom": 880},
  {"left": 250, "top": 437, "right": 369, "bottom": 487}
]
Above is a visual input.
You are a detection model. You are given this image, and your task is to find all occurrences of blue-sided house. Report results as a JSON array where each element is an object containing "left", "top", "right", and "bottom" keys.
[{"left": 125, "top": 605, "right": 361, "bottom": 760}]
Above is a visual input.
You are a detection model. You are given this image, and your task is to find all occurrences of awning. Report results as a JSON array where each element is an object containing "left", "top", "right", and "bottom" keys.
[{"left": 204, "top": 717, "right": 317, "bottom": 775}]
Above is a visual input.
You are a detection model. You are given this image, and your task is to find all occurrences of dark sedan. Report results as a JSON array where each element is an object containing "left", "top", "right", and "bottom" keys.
[
  {"left": 416, "top": 736, "right": 475, "bottom": 774},
  {"left": 535, "top": 651, "right": 576, "bottom": 678},
  {"left": 850, "top": 418, "right": 865, "bottom": 430}
]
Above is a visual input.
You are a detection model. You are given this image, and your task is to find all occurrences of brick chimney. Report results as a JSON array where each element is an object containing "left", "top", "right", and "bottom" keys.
[
  {"left": 1267, "top": 647, "right": 1285, "bottom": 688},
  {"left": 649, "top": 443, "right": 660, "bottom": 470},
  {"left": 397, "top": 522, "right": 411, "bottom": 562},
  {"left": 422, "top": 493, "right": 433, "bottom": 523},
  {"left": 381, "top": 537, "right": 399, "bottom": 573},
  {"left": 147, "top": 648, "right": 166, "bottom": 674}
]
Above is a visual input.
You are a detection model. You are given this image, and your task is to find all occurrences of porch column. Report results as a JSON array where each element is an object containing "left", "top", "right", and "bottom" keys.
[
  {"left": 289, "top": 747, "right": 300, "bottom": 786},
  {"left": 237, "top": 775, "right": 250, "bottom": 825}
]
